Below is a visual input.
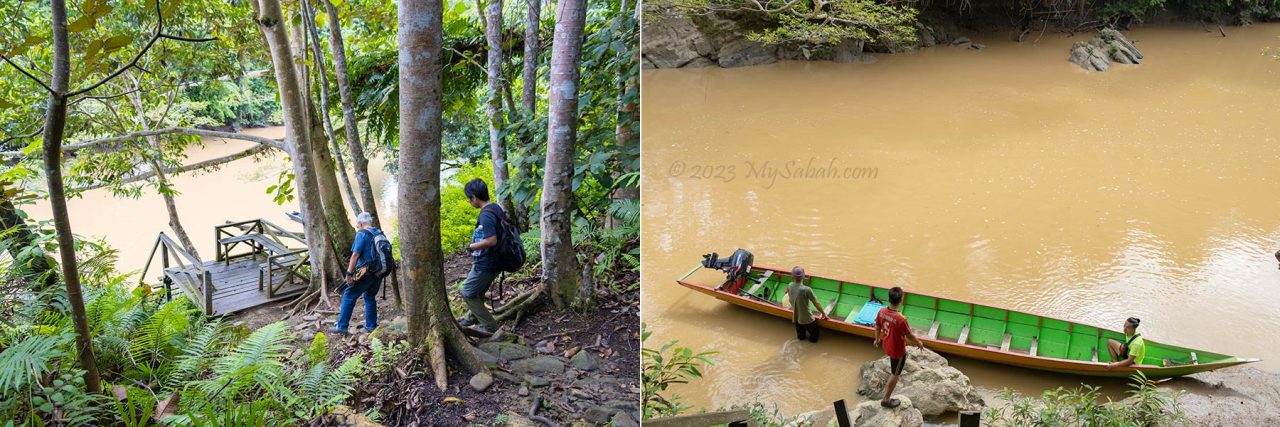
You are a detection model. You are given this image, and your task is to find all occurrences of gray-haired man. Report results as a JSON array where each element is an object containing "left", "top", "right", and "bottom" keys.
[{"left": 331, "top": 212, "right": 382, "bottom": 334}]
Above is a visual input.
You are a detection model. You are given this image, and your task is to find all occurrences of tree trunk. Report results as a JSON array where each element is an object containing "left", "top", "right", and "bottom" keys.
[
  {"left": 308, "top": 102, "right": 356, "bottom": 278},
  {"left": 302, "top": 0, "right": 362, "bottom": 216},
  {"left": 541, "top": 0, "right": 587, "bottom": 309},
  {"left": 126, "top": 80, "right": 202, "bottom": 261},
  {"left": 398, "top": 0, "right": 488, "bottom": 391},
  {"left": 483, "top": 0, "right": 513, "bottom": 214},
  {"left": 322, "top": 0, "right": 381, "bottom": 227},
  {"left": 610, "top": 0, "right": 639, "bottom": 227},
  {"left": 41, "top": 0, "right": 102, "bottom": 394},
  {"left": 512, "top": 0, "right": 541, "bottom": 232},
  {"left": 256, "top": 0, "right": 333, "bottom": 293}
]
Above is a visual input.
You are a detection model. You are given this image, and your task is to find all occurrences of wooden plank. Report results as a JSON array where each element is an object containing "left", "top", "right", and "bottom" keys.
[
  {"left": 958, "top": 324, "right": 971, "bottom": 345},
  {"left": 1000, "top": 333, "right": 1013, "bottom": 352},
  {"left": 1030, "top": 337, "right": 1039, "bottom": 357},
  {"left": 645, "top": 410, "right": 755, "bottom": 427},
  {"left": 928, "top": 321, "right": 941, "bottom": 340},
  {"left": 745, "top": 270, "right": 773, "bottom": 296}
]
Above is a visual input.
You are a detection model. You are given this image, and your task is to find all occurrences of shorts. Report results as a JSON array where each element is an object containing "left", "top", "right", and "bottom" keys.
[{"left": 888, "top": 355, "right": 907, "bottom": 376}]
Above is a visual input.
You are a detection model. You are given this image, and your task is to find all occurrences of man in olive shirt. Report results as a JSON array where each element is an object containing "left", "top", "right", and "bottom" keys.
[{"left": 784, "top": 266, "right": 826, "bottom": 342}]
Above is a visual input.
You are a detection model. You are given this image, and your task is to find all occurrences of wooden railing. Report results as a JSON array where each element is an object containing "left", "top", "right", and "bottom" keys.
[{"left": 140, "top": 232, "right": 214, "bottom": 315}]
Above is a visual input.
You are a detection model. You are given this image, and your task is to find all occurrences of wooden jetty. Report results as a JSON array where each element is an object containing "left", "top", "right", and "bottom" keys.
[{"left": 141, "top": 219, "right": 310, "bottom": 316}]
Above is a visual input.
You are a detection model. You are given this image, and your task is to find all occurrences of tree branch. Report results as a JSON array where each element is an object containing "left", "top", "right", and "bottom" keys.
[
  {"left": 0, "top": 52, "right": 54, "bottom": 94},
  {"left": 0, "top": 127, "right": 288, "bottom": 160},
  {"left": 67, "top": 0, "right": 217, "bottom": 98},
  {"left": 73, "top": 143, "right": 272, "bottom": 191}
]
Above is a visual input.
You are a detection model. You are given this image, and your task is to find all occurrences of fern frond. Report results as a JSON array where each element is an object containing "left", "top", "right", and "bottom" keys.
[
  {"left": 166, "top": 320, "right": 224, "bottom": 389},
  {"left": 0, "top": 333, "right": 72, "bottom": 393}
]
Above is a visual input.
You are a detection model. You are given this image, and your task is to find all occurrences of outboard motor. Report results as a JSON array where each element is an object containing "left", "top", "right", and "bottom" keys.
[{"left": 701, "top": 249, "right": 754, "bottom": 294}]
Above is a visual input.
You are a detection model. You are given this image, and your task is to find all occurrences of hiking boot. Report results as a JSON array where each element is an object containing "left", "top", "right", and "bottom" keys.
[
  {"left": 469, "top": 324, "right": 495, "bottom": 336},
  {"left": 880, "top": 398, "right": 900, "bottom": 408},
  {"left": 328, "top": 327, "right": 350, "bottom": 336},
  {"left": 458, "top": 317, "right": 476, "bottom": 327}
]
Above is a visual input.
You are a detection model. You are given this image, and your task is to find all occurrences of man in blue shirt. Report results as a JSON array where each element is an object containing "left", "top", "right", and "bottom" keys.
[
  {"left": 458, "top": 178, "right": 503, "bottom": 334},
  {"left": 331, "top": 212, "right": 382, "bottom": 334}
]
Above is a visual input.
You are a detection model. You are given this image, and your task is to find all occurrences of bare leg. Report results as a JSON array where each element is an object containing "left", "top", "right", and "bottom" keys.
[
  {"left": 882, "top": 374, "right": 899, "bottom": 403},
  {"left": 1106, "top": 339, "right": 1121, "bottom": 361}
]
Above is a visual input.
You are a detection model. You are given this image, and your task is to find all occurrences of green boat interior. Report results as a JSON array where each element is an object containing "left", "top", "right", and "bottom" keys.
[{"left": 735, "top": 268, "right": 1231, "bottom": 368}]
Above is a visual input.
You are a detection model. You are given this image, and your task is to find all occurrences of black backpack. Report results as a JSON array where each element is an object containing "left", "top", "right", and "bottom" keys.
[
  {"left": 481, "top": 204, "right": 526, "bottom": 272},
  {"left": 362, "top": 228, "right": 396, "bottom": 279}
]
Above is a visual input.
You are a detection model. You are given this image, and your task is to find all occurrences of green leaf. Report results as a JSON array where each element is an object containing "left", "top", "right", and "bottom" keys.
[{"left": 103, "top": 35, "right": 132, "bottom": 52}]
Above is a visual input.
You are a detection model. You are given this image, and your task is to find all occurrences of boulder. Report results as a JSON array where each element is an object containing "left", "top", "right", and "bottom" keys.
[
  {"left": 717, "top": 39, "right": 777, "bottom": 68},
  {"left": 641, "top": 15, "right": 715, "bottom": 68},
  {"left": 369, "top": 316, "right": 408, "bottom": 343},
  {"left": 611, "top": 411, "right": 639, "bottom": 427},
  {"left": 511, "top": 355, "right": 565, "bottom": 377},
  {"left": 570, "top": 350, "right": 602, "bottom": 371},
  {"left": 502, "top": 412, "right": 541, "bottom": 427},
  {"left": 918, "top": 25, "right": 937, "bottom": 47},
  {"left": 475, "top": 349, "right": 500, "bottom": 368},
  {"left": 841, "top": 397, "right": 924, "bottom": 427},
  {"left": 480, "top": 341, "right": 533, "bottom": 362},
  {"left": 856, "top": 348, "right": 984, "bottom": 416},
  {"left": 469, "top": 372, "right": 494, "bottom": 392},
  {"left": 950, "top": 36, "right": 972, "bottom": 49}
]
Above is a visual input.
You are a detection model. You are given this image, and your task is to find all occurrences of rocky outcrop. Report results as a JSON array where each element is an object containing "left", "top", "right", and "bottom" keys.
[
  {"left": 718, "top": 39, "right": 778, "bottom": 68},
  {"left": 856, "top": 348, "right": 984, "bottom": 417},
  {"left": 642, "top": 14, "right": 716, "bottom": 69},
  {"left": 1069, "top": 28, "right": 1143, "bottom": 72},
  {"left": 823, "top": 397, "right": 924, "bottom": 427}
]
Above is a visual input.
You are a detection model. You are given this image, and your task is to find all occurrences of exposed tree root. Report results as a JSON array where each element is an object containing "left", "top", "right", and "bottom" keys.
[{"left": 494, "top": 283, "right": 547, "bottom": 322}]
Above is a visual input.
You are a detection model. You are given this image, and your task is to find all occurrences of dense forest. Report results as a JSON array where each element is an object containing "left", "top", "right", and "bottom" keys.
[{"left": 0, "top": 0, "right": 638, "bottom": 424}]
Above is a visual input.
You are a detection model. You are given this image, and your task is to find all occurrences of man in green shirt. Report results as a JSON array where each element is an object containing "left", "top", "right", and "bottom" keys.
[
  {"left": 783, "top": 266, "right": 826, "bottom": 343},
  {"left": 1106, "top": 317, "right": 1147, "bottom": 370}
]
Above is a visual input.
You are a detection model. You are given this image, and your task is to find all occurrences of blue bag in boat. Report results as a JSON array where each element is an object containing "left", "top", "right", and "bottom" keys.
[{"left": 852, "top": 300, "right": 885, "bottom": 325}]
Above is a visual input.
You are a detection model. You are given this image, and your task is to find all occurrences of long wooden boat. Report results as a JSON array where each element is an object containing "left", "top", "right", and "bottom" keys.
[{"left": 677, "top": 264, "right": 1259, "bottom": 379}]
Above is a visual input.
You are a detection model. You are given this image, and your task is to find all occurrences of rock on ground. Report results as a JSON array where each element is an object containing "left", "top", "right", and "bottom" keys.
[
  {"left": 511, "top": 355, "right": 566, "bottom": 377},
  {"left": 1069, "top": 28, "right": 1142, "bottom": 72},
  {"left": 469, "top": 371, "right": 494, "bottom": 392},
  {"left": 825, "top": 396, "right": 923, "bottom": 427},
  {"left": 856, "top": 348, "right": 984, "bottom": 416},
  {"left": 480, "top": 341, "right": 533, "bottom": 362}
]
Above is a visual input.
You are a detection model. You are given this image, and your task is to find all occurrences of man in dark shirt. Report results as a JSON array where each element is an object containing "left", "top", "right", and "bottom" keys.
[
  {"left": 458, "top": 178, "right": 503, "bottom": 334},
  {"left": 331, "top": 212, "right": 382, "bottom": 335}
]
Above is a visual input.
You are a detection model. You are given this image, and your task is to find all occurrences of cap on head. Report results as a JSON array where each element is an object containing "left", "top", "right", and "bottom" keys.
[
  {"left": 791, "top": 266, "right": 805, "bottom": 279},
  {"left": 356, "top": 212, "right": 373, "bottom": 226}
]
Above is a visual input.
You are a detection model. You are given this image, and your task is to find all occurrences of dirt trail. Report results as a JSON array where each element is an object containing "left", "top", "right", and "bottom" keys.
[{"left": 1164, "top": 366, "right": 1280, "bottom": 426}]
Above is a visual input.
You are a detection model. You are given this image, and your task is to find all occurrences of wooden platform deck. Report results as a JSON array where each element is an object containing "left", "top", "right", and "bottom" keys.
[{"left": 160, "top": 256, "right": 307, "bottom": 316}]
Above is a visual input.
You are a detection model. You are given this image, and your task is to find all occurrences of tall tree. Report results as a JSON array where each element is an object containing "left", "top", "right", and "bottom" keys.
[
  {"left": 482, "top": 0, "right": 513, "bottom": 214},
  {"left": 513, "top": 0, "right": 541, "bottom": 232},
  {"left": 398, "top": 0, "right": 490, "bottom": 391},
  {"left": 255, "top": 0, "right": 334, "bottom": 296},
  {"left": 37, "top": 0, "right": 101, "bottom": 392},
  {"left": 321, "top": 0, "right": 382, "bottom": 225},
  {"left": 541, "top": 0, "right": 587, "bottom": 309},
  {"left": 302, "top": 0, "right": 361, "bottom": 215}
]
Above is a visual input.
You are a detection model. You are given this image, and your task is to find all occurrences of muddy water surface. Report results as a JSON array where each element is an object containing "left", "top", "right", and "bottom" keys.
[
  {"left": 28, "top": 127, "right": 392, "bottom": 277},
  {"left": 642, "top": 25, "right": 1280, "bottom": 415}
]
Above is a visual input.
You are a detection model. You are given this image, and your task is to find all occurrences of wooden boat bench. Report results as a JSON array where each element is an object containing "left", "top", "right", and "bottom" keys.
[{"left": 745, "top": 270, "right": 773, "bottom": 297}]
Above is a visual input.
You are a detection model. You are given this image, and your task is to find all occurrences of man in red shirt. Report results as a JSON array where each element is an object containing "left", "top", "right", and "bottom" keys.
[{"left": 873, "top": 286, "right": 923, "bottom": 408}]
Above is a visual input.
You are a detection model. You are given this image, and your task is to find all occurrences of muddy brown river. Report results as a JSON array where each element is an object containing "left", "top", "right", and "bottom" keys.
[
  {"left": 641, "top": 24, "right": 1280, "bottom": 415},
  {"left": 27, "top": 127, "right": 392, "bottom": 277}
]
